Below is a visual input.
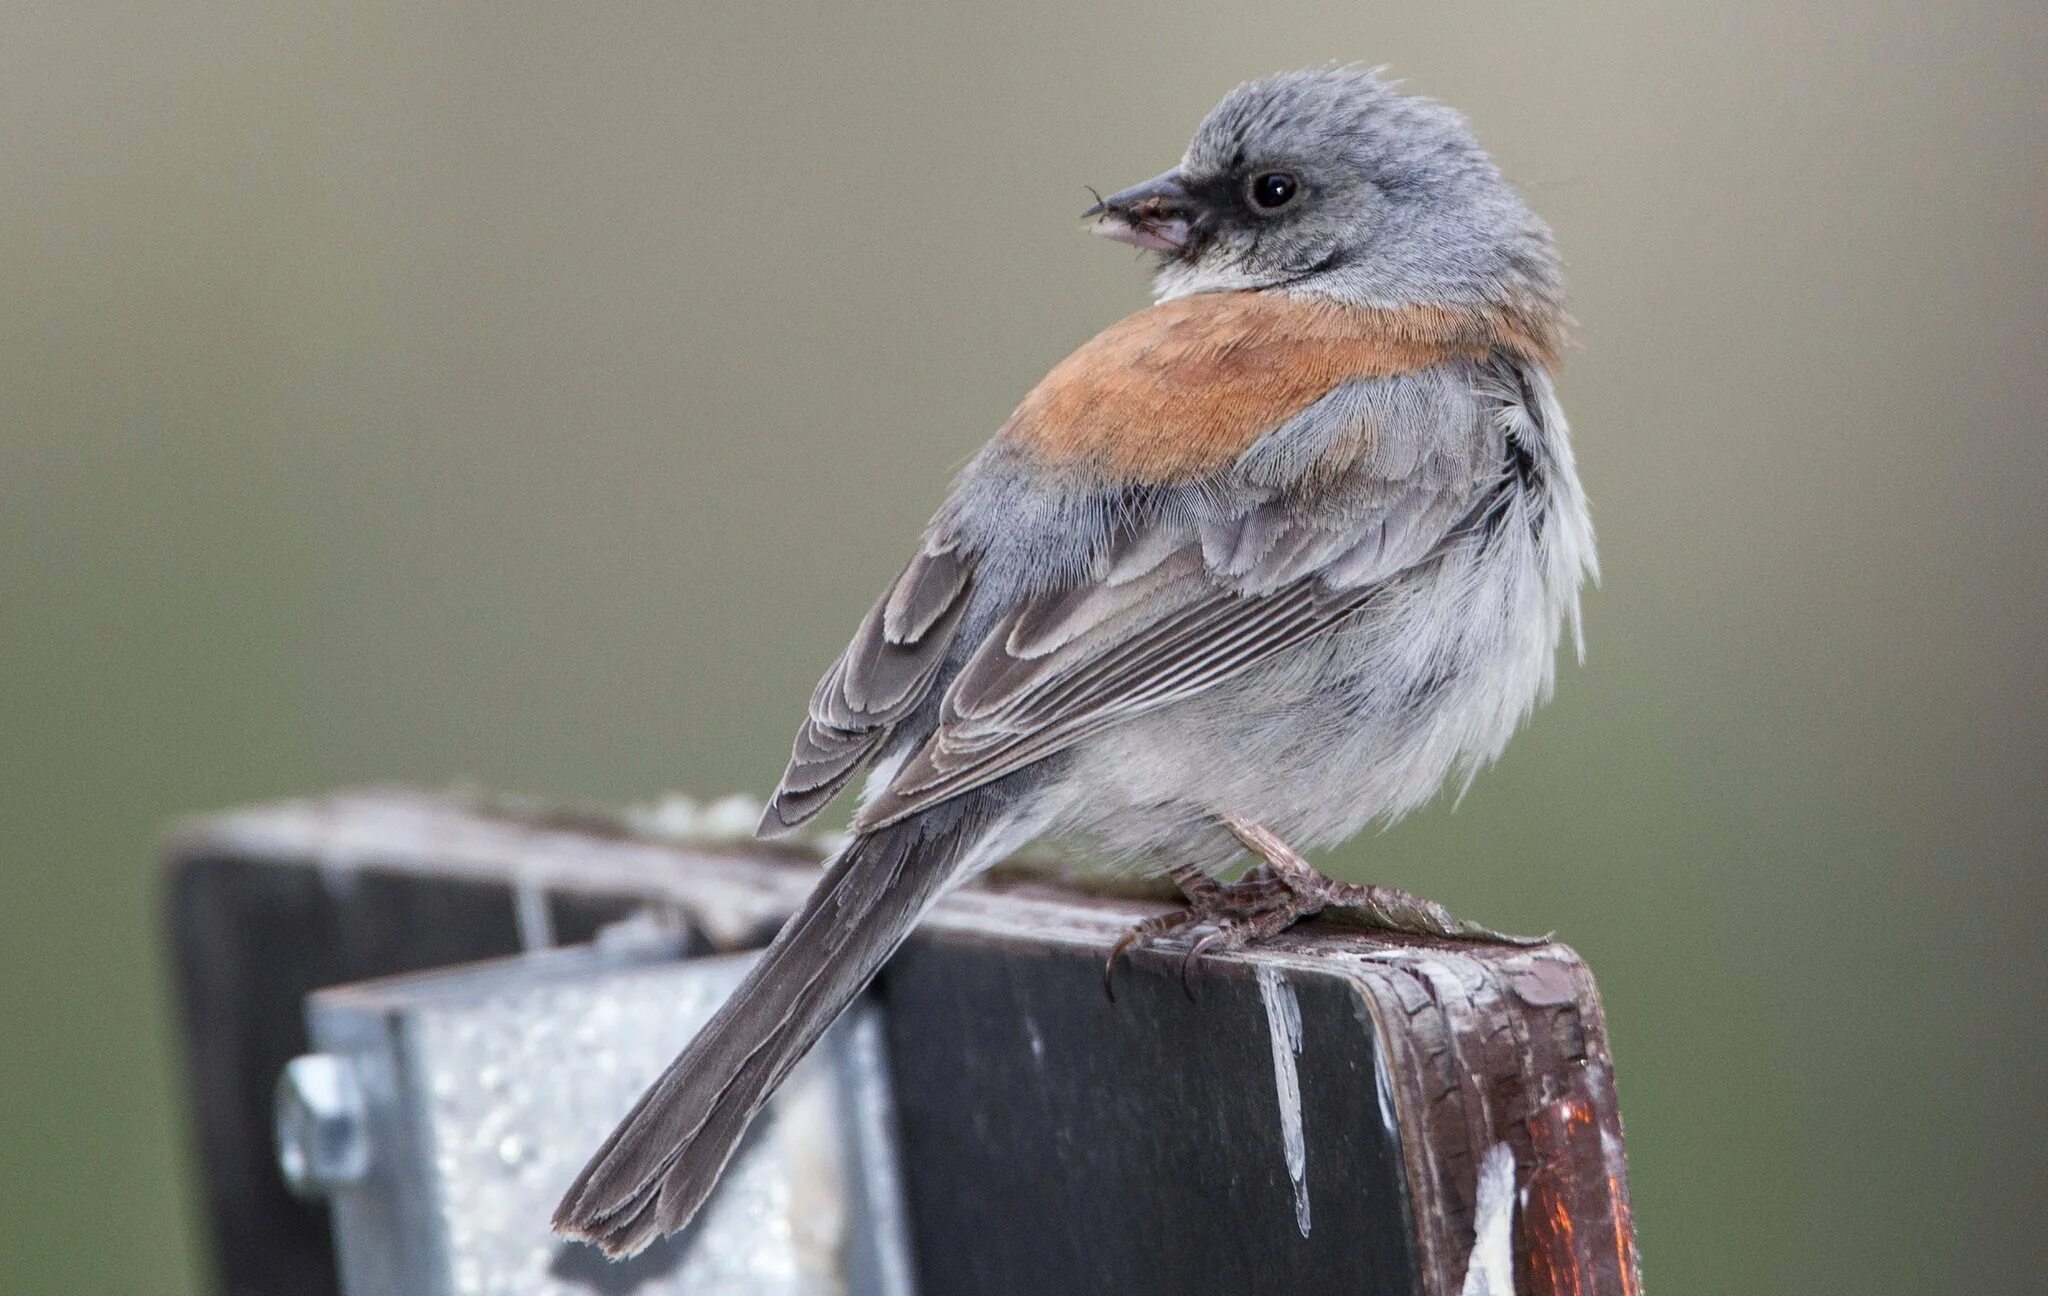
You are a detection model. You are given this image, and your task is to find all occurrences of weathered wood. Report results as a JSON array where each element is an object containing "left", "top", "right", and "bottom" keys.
[{"left": 164, "top": 791, "right": 1640, "bottom": 1296}]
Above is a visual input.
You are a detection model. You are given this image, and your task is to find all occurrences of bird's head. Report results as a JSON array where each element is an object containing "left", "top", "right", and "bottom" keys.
[{"left": 1085, "top": 65, "right": 1561, "bottom": 318}]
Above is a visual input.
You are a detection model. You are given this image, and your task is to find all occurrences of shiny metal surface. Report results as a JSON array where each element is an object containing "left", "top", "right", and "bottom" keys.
[{"left": 289, "top": 928, "right": 910, "bottom": 1296}]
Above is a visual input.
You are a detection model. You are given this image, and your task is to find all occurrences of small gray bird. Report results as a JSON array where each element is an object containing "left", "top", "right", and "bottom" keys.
[{"left": 556, "top": 64, "right": 1595, "bottom": 1255}]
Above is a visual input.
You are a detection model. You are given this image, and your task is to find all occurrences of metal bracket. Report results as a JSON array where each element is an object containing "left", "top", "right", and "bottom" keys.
[{"left": 273, "top": 925, "right": 912, "bottom": 1295}]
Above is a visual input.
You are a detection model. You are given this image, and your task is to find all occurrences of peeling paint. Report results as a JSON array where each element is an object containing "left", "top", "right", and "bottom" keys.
[
  {"left": 1459, "top": 1142, "right": 1517, "bottom": 1296},
  {"left": 1255, "top": 966, "right": 1311, "bottom": 1237}
]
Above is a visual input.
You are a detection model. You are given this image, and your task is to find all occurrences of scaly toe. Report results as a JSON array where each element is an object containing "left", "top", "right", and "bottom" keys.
[
  {"left": 1104, "top": 908, "right": 1207, "bottom": 1000},
  {"left": 1316, "top": 882, "right": 1548, "bottom": 946},
  {"left": 1174, "top": 895, "right": 1327, "bottom": 990},
  {"left": 1179, "top": 932, "right": 1222, "bottom": 997}
]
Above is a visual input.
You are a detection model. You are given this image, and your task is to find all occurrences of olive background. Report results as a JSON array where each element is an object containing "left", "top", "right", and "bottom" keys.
[{"left": 4, "top": 3, "right": 2043, "bottom": 1291}]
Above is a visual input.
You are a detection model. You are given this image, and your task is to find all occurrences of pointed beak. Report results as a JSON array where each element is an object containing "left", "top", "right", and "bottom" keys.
[{"left": 1083, "top": 170, "right": 1198, "bottom": 253}]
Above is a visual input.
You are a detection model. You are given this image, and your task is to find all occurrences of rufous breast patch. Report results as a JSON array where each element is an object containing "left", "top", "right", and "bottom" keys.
[{"left": 997, "top": 291, "right": 1554, "bottom": 483}]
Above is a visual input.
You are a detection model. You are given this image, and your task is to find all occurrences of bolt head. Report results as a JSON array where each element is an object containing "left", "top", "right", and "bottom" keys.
[{"left": 275, "top": 1053, "right": 370, "bottom": 1197}]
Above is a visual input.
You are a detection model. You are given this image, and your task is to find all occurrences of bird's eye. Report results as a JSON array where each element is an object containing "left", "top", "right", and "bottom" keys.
[{"left": 1249, "top": 172, "right": 1299, "bottom": 210}]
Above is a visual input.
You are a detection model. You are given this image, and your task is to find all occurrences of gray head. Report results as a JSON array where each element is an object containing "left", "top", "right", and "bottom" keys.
[{"left": 1087, "top": 66, "right": 1560, "bottom": 316}]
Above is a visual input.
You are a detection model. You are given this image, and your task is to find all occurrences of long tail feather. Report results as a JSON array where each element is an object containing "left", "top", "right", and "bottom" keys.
[{"left": 553, "top": 803, "right": 996, "bottom": 1256}]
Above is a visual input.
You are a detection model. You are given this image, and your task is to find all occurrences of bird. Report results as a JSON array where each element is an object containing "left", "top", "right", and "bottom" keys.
[{"left": 554, "top": 63, "right": 1596, "bottom": 1256}]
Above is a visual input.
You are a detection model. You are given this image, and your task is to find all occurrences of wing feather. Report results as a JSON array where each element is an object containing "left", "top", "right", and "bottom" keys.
[
  {"left": 857, "top": 573, "right": 1379, "bottom": 828},
  {"left": 759, "top": 541, "right": 975, "bottom": 833}
]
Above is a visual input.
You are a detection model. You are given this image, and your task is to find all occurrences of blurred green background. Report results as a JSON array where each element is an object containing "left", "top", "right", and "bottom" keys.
[{"left": 4, "top": 2, "right": 2043, "bottom": 1291}]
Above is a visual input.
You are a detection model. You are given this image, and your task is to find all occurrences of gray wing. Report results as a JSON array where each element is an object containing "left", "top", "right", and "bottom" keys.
[
  {"left": 758, "top": 538, "right": 974, "bottom": 833},
  {"left": 854, "top": 365, "right": 1508, "bottom": 831}
]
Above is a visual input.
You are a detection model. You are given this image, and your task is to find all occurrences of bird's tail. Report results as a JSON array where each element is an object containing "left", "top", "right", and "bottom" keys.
[{"left": 552, "top": 804, "right": 996, "bottom": 1256}]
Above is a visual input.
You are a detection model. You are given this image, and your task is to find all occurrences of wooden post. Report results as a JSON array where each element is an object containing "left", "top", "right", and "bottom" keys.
[{"left": 165, "top": 791, "right": 1641, "bottom": 1295}]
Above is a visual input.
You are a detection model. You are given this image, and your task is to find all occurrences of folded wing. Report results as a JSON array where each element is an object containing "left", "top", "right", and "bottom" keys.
[
  {"left": 758, "top": 539, "right": 974, "bottom": 832},
  {"left": 853, "top": 456, "right": 1481, "bottom": 829},
  {"left": 762, "top": 298, "right": 1534, "bottom": 836}
]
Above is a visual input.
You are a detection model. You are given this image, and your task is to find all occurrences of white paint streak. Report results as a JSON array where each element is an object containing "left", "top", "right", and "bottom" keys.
[
  {"left": 1372, "top": 1031, "right": 1399, "bottom": 1138},
  {"left": 1459, "top": 1142, "right": 1518, "bottom": 1296},
  {"left": 511, "top": 876, "right": 554, "bottom": 953},
  {"left": 1255, "top": 965, "right": 1311, "bottom": 1237}
]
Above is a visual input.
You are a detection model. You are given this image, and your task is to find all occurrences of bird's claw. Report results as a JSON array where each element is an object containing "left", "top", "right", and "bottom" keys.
[{"left": 1181, "top": 932, "right": 1222, "bottom": 998}]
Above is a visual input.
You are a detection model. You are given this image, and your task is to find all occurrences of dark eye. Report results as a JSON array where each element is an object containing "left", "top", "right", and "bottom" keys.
[{"left": 1249, "top": 172, "right": 1299, "bottom": 210}]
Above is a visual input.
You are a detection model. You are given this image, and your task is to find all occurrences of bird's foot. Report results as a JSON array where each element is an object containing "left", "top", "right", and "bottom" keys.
[
  {"left": 1104, "top": 861, "right": 1300, "bottom": 998},
  {"left": 1220, "top": 816, "right": 1549, "bottom": 946},
  {"left": 1103, "top": 818, "right": 1547, "bottom": 998}
]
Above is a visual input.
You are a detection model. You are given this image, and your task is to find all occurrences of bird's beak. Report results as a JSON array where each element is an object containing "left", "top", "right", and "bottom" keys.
[{"left": 1083, "top": 170, "right": 1198, "bottom": 253}]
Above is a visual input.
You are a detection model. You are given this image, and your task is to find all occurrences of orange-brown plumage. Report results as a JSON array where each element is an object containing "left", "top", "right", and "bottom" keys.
[{"left": 997, "top": 291, "right": 1559, "bottom": 483}]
